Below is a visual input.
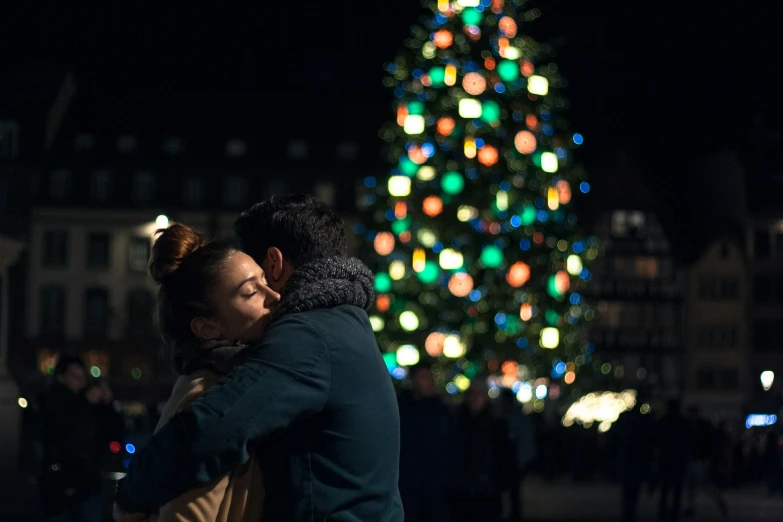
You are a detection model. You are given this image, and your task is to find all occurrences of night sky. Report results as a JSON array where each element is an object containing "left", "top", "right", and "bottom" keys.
[{"left": 3, "top": 1, "right": 780, "bottom": 180}]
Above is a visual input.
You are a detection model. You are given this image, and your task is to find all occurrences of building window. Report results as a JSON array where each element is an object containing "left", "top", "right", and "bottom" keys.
[
  {"left": 90, "top": 170, "right": 113, "bottom": 202},
  {"left": 117, "top": 135, "right": 138, "bottom": 154},
  {"left": 698, "top": 325, "right": 738, "bottom": 348},
  {"left": 287, "top": 140, "right": 309, "bottom": 160},
  {"left": 223, "top": 176, "right": 249, "bottom": 208},
  {"left": 754, "top": 275, "right": 772, "bottom": 303},
  {"left": 0, "top": 119, "right": 20, "bottom": 160},
  {"left": 698, "top": 276, "right": 738, "bottom": 300},
  {"left": 84, "top": 288, "right": 109, "bottom": 339},
  {"left": 128, "top": 237, "right": 150, "bottom": 272},
  {"left": 182, "top": 177, "right": 205, "bottom": 207},
  {"left": 226, "top": 139, "right": 247, "bottom": 158},
  {"left": 74, "top": 133, "right": 95, "bottom": 152},
  {"left": 40, "top": 285, "right": 66, "bottom": 337},
  {"left": 127, "top": 289, "right": 155, "bottom": 340},
  {"left": 86, "top": 233, "right": 111, "bottom": 269},
  {"left": 49, "top": 170, "right": 72, "bottom": 200},
  {"left": 634, "top": 257, "right": 659, "bottom": 279},
  {"left": 755, "top": 228, "right": 770, "bottom": 258},
  {"left": 41, "top": 230, "right": 68, "bottom": 268},
  {"left": 132, "top": 171, "right": 156, "bottom": 204}
]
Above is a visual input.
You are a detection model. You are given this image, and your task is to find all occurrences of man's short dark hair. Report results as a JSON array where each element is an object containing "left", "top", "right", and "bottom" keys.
[
  {"left": 54, "top": 353, "right": 85, "bottom": 376},
  {"left": 235, "top": 193, "right": 347, "bottom": 267}
]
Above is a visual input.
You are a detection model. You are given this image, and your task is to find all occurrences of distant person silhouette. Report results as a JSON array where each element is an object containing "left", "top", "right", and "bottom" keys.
[
  {"left": 656, "top": 399, "right": 690, "bottom": 522},
  {"left": 612, "top": 395, "right": 654, "bottom": 522}
]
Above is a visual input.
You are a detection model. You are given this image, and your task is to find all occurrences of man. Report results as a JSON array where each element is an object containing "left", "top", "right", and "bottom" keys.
[
  {"left": 397, "top": 363, "right": 457, "bottom": 522},
  {"left": 41, "top": 354, "right": 121, "bottom": 522},
  {"left": 497, "top": 388, "right": 535, "bottom": 522},
  {"left": 114, "top": 194, "right": 403, "bottom": 521}
]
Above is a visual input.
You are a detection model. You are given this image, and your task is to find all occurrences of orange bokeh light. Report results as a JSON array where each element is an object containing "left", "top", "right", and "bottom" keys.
[
  {"left": 501, "top": 359, "right": 519, "bottom": 376},
  {"left": 433, "top": 30, "right": 453, "bottom": 49},
  {"left": 437, "top": 117, "right": 456, "bottom": 136},
  {"left": 519, "top": 303, "right": 532, "bottom": 321},
  {"left": 484, "top": 57, "right": 496, "bottom": 70},
  {"left": 521, "top": 60, "right": 535, "bottom": 77},
  {"left": 533, "top": 232, "right": 544, "bottom": 244},
  {"left": 514, "top": 131, "right": 537, "bottom": 154},
  {"left": 395, "top": 202, "right": 407, "bottom": 219},
  {"left": 506, "top": 261, "right": 531, "bottom": 287},
  {"left": 557, "top": 180, "right": 572, "bottom": 204},
  {"left": 555, "top": 271, "right": 570, "bottom": 294},
  {"left": 462, "top": 72, "right": 486, "bottom": 95},
  {"left": 376, "top": 294, "right": 390, "bottom": 312},
  {"left": 448, "top": 272, "right": 474, "bottom": 297},
  {"left": 399, "top": 231, "right": 412, "bottom": 243},
  {"left": 564, "top": 371, "right": 576, "bottom": 385},
  {"left": 397, "top": 105, "right": 408, "bottom": 126},
  {"left": 498, "top": 17, "right": 517, "bottom": 37},
  {"left": 422, "top": 196, "right": 443, "bottom": 217},
  {"left": 408, "top": 146, "right": 428, "bottom": 165},
  {"left": 477, "top": 145, "right": 499, "bottom": 166},
  {"left": 525, "top": 114, "right": 538, "bottom": 130},
  {"left": 491, "top": 0, "right": 504, "bottom": 14},
  {"left": 373, "top": 232, "right": 395, "bottom": 256},
  {"left": 425, "top": 332, "right": 446, "bottom": 356},
  {"left": 489, "top": 222, "right": 501, "bottom": 235}
]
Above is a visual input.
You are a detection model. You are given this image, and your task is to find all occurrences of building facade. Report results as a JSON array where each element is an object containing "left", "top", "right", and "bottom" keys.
[{"left": 683, "top": 239, "right": 749, "bottom": 421}]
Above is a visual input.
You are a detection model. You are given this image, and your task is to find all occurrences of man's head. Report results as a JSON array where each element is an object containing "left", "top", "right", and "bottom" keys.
[
  {"left": 234, "top": 193, "right": 347, "bottom": 292},
  {"left": 409, "top": 363, "right": 435, "bottom": 398},
  {"left": 54, "top": 353, "right": 87, "bottom": 394}
]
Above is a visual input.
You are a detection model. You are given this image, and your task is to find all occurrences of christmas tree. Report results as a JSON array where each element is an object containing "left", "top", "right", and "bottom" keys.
[{"left": 356, "top": 0, "right": 598, "bottom": 404}]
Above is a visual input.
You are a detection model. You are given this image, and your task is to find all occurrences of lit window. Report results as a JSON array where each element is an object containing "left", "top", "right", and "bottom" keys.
[
  {"left": 37, "top": 349, "right": 57, "bottom": 375},
  {"left": 634, "top": 257, "right": 659, "bottom": 279},
  {"left": 287, "top": 140, "right": 309, "bottom": 160},
  {"left": 74, "top": 133, "right": 95, "bottom": 152},
  {"left": 117, "top": 135, "right": 138, "bottom": 154},
  {"left": 128, "top": 237, "right": 150, "bottom": 272},
  {"left": 611, "top": 210, "right": 627, "bottom": 237},
  {"left": 226, "top": 139, "right": 247, "bottom": 158}
]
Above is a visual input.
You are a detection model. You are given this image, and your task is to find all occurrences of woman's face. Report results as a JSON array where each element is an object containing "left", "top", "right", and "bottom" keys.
[{"left": 205, "top": 251, "right": 280, "bottom": 343}]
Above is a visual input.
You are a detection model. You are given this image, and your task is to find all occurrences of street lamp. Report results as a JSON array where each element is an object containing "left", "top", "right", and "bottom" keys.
[
  {"left": 761, "top": 371, "right": 775, "bottom": 391},
  {"left": 155, "top": 214, "right": 169, "bottom": 229}
]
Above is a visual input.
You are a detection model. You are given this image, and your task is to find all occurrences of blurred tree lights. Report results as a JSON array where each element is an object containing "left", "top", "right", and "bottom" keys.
[{"left": 357, "top": 0, "right": 599, "bottom": 400}]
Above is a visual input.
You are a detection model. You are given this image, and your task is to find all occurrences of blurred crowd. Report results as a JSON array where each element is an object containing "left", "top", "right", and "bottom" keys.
[{"left": 14, "top": 354, "right": 783, "bottom": 522}]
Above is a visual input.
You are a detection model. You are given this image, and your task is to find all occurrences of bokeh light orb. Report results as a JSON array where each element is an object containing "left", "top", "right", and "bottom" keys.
[
  {"left": 437, "top": 117, "right": 456, "bottom": 136},
  {"left": 423, "top": 195, "right": 443, "bottom": 217},
  {"left": 462, "top": 72, "right": 486, "bottom": 95},
  {"left": 448, "top": 272, "right": 474, "bottom": 297},
  {"left": 506, "top": 261, "right": 531, "bottom": 287},
  {"left": 433, "top": 30, "right": 453, "bottom": 49},
  {"left": 425, "top": 332, "right": 446, "bottom": 357},
  {"left": 477, "top": 145, "right": 499, "bottom": 166},
  {"left": 514, "top": 131, "right": 537, "bottom": 154},
  {"left": 373, "top": 232, "right": 395, "bottom": 256},
  {"left": 498, "top": 16, "right": 517, "bottom": 37}
]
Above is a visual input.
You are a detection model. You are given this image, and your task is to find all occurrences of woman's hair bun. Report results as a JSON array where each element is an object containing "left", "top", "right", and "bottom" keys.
[{"left": 149, "top": 223, "right": 207, "bottom": 284}]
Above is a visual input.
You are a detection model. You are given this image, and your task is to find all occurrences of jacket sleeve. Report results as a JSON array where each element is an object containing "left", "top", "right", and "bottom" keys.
[{"left": 116, "top": 314, "right": 331, "bottom": 513}]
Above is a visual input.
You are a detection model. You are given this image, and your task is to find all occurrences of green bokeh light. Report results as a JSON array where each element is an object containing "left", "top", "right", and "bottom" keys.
[{"left": 441, "top": 171, "right": 465, "bottom": 195}]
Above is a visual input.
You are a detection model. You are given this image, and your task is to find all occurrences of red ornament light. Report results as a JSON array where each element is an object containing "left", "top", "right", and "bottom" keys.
[
  {"left": 477, "top": 145, "right": 499, "bottom": 166},
  {"left": 506, "top": 261, "right": 531, "bottom": 287},
  {"left": 422, "top": 196, "right": 443, "bottom": 217},
  {"left": 433, "top": 30, "right": 453, "bottom": 49},
  {"left": 514, "top": 131, "right": 537, "bottom": 154}
]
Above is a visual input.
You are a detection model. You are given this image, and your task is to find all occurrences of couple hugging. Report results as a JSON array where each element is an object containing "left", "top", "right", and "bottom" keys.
[{"left": 114, "top": 194, "right": 404, "bottom": 522}]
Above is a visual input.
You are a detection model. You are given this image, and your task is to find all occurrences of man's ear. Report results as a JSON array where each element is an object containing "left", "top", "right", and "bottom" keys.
[
  {"left": 190, "top": 317, "right": 221, "bottom": 340},
  {"left": 267, "top": 247, "right": 285, "bottom": 282}
]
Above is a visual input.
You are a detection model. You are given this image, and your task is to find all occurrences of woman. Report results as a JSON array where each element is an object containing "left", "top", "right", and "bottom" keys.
[{"left": 146, "top": 223, "right": 280, "bottom": 522}]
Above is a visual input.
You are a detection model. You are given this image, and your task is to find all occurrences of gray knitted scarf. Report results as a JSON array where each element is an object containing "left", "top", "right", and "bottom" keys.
[
  {"left": 169, "top": 339, "right": 248, "bottom": 376},
  {"left": 269, "top": 256, "right": 375, "bottom": 325}
]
